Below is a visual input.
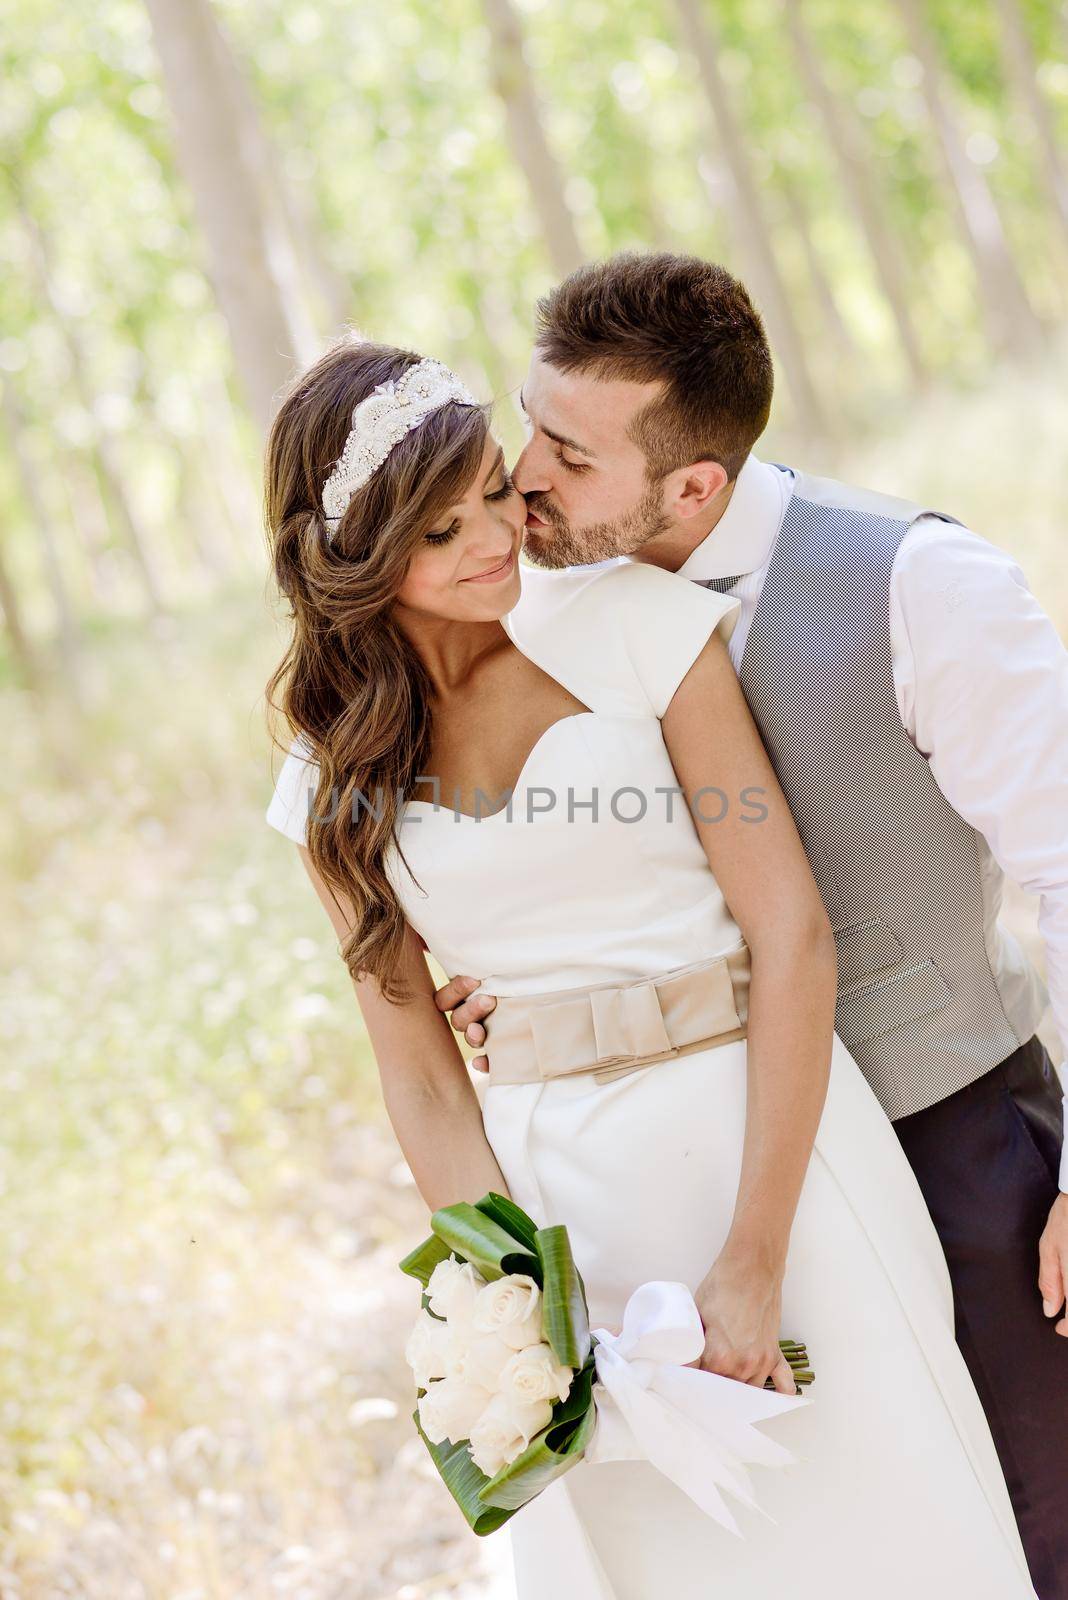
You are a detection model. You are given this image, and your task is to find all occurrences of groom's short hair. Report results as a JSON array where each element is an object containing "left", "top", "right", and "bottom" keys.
[{"left": 534, "top": 252, "right": 773, "bottom": 483}]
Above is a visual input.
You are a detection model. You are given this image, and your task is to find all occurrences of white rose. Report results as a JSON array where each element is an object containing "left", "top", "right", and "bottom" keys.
[
  {"left": 498, "top": 1341, "right": 573, "bottom": 1407},
  {"left": 471, "top": 1273, "right": 544, "bottom": 1349},
  {"left": 417, "top": 1375, "right": 495, "bottom": 1446},
  {"left": 426, "top": 1255, "right": 486, "bottom": 1327},
  {"left": 444, "top": 1327, "right": 515, "bottom": 1392},
  {"left": 404, "top": 1308, "right": 453, "bottom": 1390},
  {"left": 468, "top": 1391, "right": 554, "bottom": 1478}
]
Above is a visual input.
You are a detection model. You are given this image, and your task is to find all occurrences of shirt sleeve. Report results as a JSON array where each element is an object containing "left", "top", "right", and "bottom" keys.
[
  {"left": 265, "top": 732, "right": 320, "bottom": 847},
  {"left": 890, "top": 516, "right": 1068, "bottom": 1190}
]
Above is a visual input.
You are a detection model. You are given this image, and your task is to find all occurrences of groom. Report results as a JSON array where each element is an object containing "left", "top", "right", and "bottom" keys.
[{"left": 433, "top": 252, "right": 1068, "bottom": 1594}]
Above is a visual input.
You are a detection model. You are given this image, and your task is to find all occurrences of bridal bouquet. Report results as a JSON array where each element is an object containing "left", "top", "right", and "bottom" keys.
[{"left": 399, "top": 1190, "right": 813, "bottom": 1537}]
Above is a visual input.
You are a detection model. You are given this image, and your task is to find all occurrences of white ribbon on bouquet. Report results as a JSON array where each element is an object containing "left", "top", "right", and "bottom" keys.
[{"left": 582, "top": 1279, "right": 809, "bottom": 1537}]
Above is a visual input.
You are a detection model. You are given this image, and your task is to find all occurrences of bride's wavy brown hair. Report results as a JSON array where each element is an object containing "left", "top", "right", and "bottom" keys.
[{"left": 264, "top": 336, "right": 490, "bottom": 1002}]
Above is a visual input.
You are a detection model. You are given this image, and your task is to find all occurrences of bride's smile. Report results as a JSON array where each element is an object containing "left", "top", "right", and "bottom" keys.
[{"left": 459, "top": 547, "right": 516, "bottom": 584}]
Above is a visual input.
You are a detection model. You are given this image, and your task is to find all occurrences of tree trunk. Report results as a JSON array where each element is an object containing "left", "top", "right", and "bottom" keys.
[
  {"left": 0, "top": 518, "right": 40, "bottom": 691},
  {"left": 781, "top": 0, "right": 926, "bottom": 385},
  {"left": 197, "top": 370, "right": 263, "bottom": 566},
  {"left": 777, "top": 175, "right": 858, "bottom": 362},
  {"left": 60, "top": 458, "right": 117, "bottom": 607},
  {"left": 2, "top": 376, "right": 84, "bottom": 695},
  {"left": 15, "top": 199, "right": 166, "bottom": 612},
  {"left": 179, "top": 444, "right": 238, "bottom": 582},
  {"left": 446, "top": 274, "right": 513, "bottom": 403},
  {"left": 92, "top": 435, "right": 166, "bottom": 611},
  {"left": 266, "top": 156, "right": 351, "bottom": 334},
  {"left": 209, "top": 16, "right": 350, "bottom": 332},
  {"left": 145, "top": 0, "right": 319, "bottom": 432},
  {"left": 672, "top": 0, "right": 827, "bottom": 434},
  {"left": 480, "top": 0, "right": 585, "bottom": 278},
  {"left": 991, "top": 0, "right": 1068, "bottom": 246},
  {"left": 616, "top": 139, "right": 675, "bottom": 253},
  {"left": 595, "top": 98, "right": 676, "bottom": 252},
  {"left": 891, "top": 0, "right": 1045, "bottom": 356}
]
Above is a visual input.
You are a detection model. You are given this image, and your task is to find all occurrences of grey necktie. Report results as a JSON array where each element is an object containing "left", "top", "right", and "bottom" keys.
[{"left": 697, "top": 573, "right": 745, "bottom": 593}]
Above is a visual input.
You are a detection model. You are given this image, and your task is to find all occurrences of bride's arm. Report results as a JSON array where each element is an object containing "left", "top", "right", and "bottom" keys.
[
  {"left": 296, "top": 845, "right": 512, "bottom": 1215},
  {"left": 661, "top": 630, "right": 838, "bottom": 1393}
]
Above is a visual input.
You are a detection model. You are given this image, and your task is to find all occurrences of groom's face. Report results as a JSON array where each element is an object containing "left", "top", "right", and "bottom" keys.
[{"left": 512, "top": 353, "right": 670, "bottom": 567}]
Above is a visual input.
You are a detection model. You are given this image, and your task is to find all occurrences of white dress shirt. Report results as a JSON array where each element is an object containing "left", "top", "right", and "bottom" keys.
[{"left": 667, "top": 454, "right": 1068, "bottom": 1191}]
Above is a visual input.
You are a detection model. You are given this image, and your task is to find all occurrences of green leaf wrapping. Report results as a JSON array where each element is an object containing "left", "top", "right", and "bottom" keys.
[
  {"left": 397, "top": 1230, "right": 454, "bottom": 1288},
  {"left": 412, "top": 1359, "right": 600, "bottom": 1532},
  {"left": 428, "top": 1200, "right": 541, "bottom": 1282},
  {"left": 410, "top": 1403, "right": 517, "bottom": 1536},
  {"left": 398, "top": 1193, "right": 538, "bottom": 1287},
  {"left": 534, "top": 1224, "right": 591, "bottom": 1371},
  {"left": 478, "top": 1358, "right": 598, "bottom": 1511},
  {"left": 473, "top": 1190, "right": 542, "bottom": 1253}
]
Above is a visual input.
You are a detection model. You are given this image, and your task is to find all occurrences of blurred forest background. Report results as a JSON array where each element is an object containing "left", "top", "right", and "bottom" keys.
[{"left": 1, "top": 0, "right": 1066, "bottom": 1595}]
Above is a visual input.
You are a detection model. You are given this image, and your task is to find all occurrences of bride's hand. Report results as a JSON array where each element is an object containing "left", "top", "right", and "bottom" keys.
[{"left": 689, "top": 1249, "right": 797, "bottom": 1394}]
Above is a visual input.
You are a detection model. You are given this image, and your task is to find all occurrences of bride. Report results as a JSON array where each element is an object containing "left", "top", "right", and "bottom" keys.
[{"left": 264, "top": 337, "right": 1036, "bottom": 1599}]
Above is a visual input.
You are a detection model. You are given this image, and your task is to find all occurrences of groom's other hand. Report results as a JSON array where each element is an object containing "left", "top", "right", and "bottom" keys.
[
  {"left": 433, "top": 975, "right": 496, "bottom": 1072},
  {"left": 1038, "top": 1193, "right": 1068, "bottom": 1335}
]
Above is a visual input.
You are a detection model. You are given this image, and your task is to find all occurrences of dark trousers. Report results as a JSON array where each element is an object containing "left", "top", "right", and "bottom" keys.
[{"left": 894, "top": 1034, "right": 1068, "bottom": 1599}]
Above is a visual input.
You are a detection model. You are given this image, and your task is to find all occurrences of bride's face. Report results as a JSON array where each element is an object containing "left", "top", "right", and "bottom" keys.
[{"left": 392, "top": 433, "right": 527, "bottom": 621}]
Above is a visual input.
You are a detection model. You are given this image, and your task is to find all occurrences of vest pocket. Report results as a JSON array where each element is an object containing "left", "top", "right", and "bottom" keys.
[
  {"left": 835, "top": 959, "right": 953, "bottom": 1049},
  {"left": 833, "top": 917, "right": 905, "bottom": 991}
]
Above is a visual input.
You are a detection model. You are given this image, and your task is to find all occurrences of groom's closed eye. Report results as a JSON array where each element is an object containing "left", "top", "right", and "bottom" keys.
[{"left": 517, "top": 389, "right": 596, "bottom": 472}]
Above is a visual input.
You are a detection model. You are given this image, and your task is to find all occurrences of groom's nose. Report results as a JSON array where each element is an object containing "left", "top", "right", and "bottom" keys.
[{"left": 511, "top": 440, "right": 549, "bottom": 496}]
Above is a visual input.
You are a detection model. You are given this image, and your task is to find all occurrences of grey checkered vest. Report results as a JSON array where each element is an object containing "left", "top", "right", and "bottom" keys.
[{"left": 721, "top": 466, "right": 1047, "bottom": 1119}]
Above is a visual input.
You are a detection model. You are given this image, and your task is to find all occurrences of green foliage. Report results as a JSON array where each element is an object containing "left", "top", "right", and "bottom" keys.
[{"left": 3, "top": 0, "right": 1068, "bottom": 644}]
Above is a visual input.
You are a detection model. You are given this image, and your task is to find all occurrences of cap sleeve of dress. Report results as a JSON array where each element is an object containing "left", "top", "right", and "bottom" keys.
[
  {"left": 512, "top": 560, "right": 740, "bottom": 719},
  {"left": 607, "top": 561, "right": 741, "bottom": 717},
  {"left": 265, "top": 732, "right": 320, "bottom": 847}
]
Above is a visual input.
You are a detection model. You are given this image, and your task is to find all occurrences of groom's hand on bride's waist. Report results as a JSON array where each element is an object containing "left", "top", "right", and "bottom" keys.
[{"left": 434, "top": 974, "right": 495, "bottom": 1073}]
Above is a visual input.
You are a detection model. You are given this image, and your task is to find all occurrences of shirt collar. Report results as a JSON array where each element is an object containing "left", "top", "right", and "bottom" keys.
[{"left": 674, "top": 454, "right": 793, "bottom": 583}]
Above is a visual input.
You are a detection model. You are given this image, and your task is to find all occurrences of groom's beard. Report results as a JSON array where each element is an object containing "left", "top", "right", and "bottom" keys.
[{"left": 521, "top": 482, "right": 671, "bottom": 569}]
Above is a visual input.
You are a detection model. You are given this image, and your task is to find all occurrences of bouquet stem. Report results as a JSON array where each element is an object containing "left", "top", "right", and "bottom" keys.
[{"left": 765, "top": 1339, "right": 814, "bottom": 1391}]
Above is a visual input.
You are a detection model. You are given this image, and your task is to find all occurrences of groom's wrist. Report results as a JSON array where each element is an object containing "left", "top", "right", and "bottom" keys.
[{"left": 1060, "top": 1085, "right": 1068, "bottom": 1194}]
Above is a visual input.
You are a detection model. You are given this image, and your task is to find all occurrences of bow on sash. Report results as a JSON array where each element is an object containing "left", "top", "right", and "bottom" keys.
[
  {"left": 583, "top": 1281, "right": 809, "bottom": 1536},
  {"left": 528, "top": 955, "right": 746, "bottom": 1084}
]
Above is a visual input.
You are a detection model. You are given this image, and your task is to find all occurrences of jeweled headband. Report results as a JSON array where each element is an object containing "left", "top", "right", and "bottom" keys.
[{"left": 321, "top": 357, "right": 479, "bottom": 537}]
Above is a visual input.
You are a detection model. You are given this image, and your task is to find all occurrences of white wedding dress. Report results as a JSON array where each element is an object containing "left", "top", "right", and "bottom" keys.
[{"left": 266, "top": 558, "right": 1036, "bottom": 1600}]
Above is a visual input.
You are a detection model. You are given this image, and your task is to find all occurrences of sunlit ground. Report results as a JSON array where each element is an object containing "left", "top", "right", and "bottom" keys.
[{"left": 1, "top": 358, "right": 1064, "bottom": 1596}]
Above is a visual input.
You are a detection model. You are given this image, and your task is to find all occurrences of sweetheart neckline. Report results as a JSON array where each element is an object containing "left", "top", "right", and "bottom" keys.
[{"left": 402, "top": 710, "right": 599, "bottom": 822}]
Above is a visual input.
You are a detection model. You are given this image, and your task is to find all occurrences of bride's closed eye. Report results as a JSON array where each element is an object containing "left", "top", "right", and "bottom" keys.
[
  {"left": 486, "top": 470, "right": 517, "bottom": 503},
  {"left": 424, "top": 522, "right": 460, "bottom": 547},
  {"left": 423, "top": 472, "right": 517, "bottom": 545}
]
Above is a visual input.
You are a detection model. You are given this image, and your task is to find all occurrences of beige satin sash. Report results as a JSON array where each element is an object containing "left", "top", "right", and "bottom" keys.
[{"left": 480, "top": 944, "right": 751, "bottom": 1087}]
